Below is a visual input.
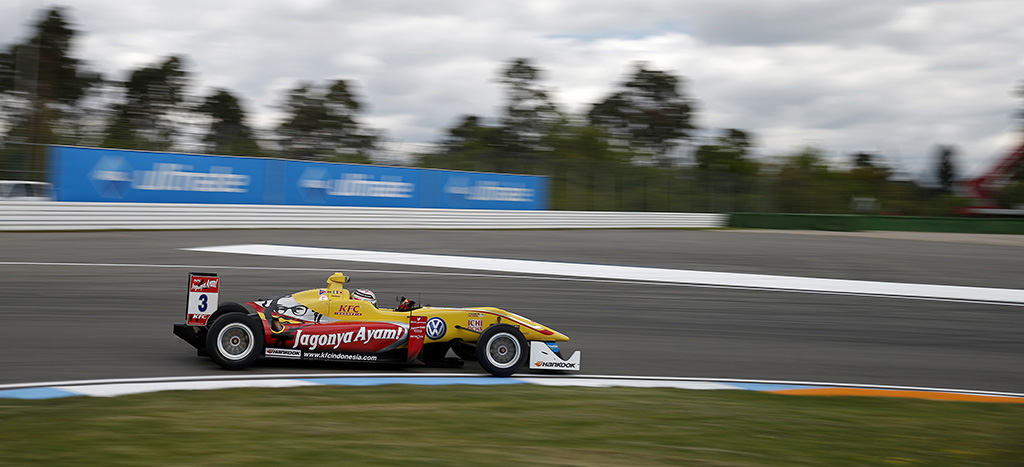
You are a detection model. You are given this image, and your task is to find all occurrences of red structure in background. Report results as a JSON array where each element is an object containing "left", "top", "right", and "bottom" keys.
[{"left": 958, "top": 138, "right": 1024, "bottom": 216}]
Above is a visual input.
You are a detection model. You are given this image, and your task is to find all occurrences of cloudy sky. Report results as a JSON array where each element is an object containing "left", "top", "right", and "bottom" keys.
[{"left": 3, "top": 0, "right": 1023, "bottom": 179}]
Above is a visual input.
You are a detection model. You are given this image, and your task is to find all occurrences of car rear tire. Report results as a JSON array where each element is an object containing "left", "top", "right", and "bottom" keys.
[
  {"left": 206, "top": 313, "right": 264, "bottom": 370},
  {"left": 476, "top": 324, "right": 528, "bottom": 377}
]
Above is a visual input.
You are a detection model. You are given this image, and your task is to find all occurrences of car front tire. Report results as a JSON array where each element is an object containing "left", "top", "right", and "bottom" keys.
[{"left": 476, "top": 324, "right": 528, "bottom": 377}]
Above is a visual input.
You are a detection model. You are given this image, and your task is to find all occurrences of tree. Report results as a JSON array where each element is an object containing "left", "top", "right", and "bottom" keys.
[
  {"left": 853, "top": 151, "right": 873, "bottom": 169},
  {"left": 196, "top": 88, "right": 261, "bottom": 156},
  {"left": 773, "top": 147, "right": 836, "bottom": 213},
  {"left": 848, "top": 152, "right": 891, "bottom": 187},
  {"left": 588, "top": 62, "right": 696, "bottom": 165},
  {"left": 274, "top": 79, "right": 378, "bottom": 162},
  {"left": 997, "top": 181, "right": 1024, "bottom": 208},
  {"left": 422, "top": 115, "right": 503, "bottom": 171},
  {"left": 1016, "top": 80, "right": 1024, "bottom": 125},
  {"left": 694, "top": 129, "right": 758, "bottom": 176},
  {"left": 542, "top": 117, "right": 635, "bottom": 210},
  {"left": 423, "top": 59, "right": 564, "bottom": 174},
  {"left": 101, "top": 56, "right": 189, "bottom": 151},
  {"left": 544, "top": 118, "right": 624, "bottom": 165},
  {"left": 495, "top": 58, "right": 560, "bottom": 172},
  {"left": 936, "top": 145, "right": 956, "bottom": 192},
  {"left": 0, "top": 7, "right": 101, "bottom": 177},
  {"left": 692, "top": 129, "right": 760, "bottom": 213},
  {"left": 841, "top": 151, "right": 891, "bottom": 213}
]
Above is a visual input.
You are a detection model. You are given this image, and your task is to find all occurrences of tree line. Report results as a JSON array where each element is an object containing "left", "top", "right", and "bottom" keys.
[
  {"left": 0, "top": 8, "right": 378, "bottom": 169},
  {"left": 0, "top": 7, "right": 990, "bottom": 214}
]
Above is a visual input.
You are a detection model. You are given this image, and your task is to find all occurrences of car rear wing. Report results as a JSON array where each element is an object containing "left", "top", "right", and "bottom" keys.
[{"left": 186, "top": 272, "right": 220, "bottom": 326}]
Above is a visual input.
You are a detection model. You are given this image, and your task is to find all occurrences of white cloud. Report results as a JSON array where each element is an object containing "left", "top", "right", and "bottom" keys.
[{"left": 2, "top": 0, "right": 1023, "bottom": 178}]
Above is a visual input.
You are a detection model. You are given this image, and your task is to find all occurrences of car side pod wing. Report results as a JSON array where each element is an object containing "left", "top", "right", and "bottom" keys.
[
  {"left": 528, "top": 342, "right": 581, "bottom": 371},
  {"left": 406, "top": 315, "right": 427, "bottom": 362}
]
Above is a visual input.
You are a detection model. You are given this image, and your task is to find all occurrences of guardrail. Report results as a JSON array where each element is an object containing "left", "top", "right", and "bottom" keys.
[
  {"left": 0, "top": 202, "right": 726, "bottom": 231},
  {"left": 729, "top": 212, "right": 1024, "bottom": 235}
]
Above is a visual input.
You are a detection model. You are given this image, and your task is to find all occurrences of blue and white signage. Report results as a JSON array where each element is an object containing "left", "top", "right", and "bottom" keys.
[
  {"left": 53, "top": 146, "right": 266, "bottom": 204},
  {"left": 286, "top": 161, "right": 421, "bottom": 208},
  {"left": 433, "top": 172, "right": 542, "bottom": 209},
  {"left": 50, "top": 146, "right": 547, "bottom": 209}
]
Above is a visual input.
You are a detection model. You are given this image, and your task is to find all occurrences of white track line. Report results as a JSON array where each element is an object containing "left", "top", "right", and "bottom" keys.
[
  {"left": 3, "top": 260, "right": 1020, "bottom": 306},
  {"left": 184, "top": 244, "right": 1024, "bottom": 305}
]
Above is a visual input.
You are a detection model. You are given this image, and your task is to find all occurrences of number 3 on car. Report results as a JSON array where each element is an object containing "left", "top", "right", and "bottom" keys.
[{"left": 186, "top": 272, "right": 219, "bottom": 326}]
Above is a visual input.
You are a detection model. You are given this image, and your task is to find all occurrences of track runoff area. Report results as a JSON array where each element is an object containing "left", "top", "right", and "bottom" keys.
[{"left": 3, "top": 243, "right": 1023, "bottom": 403}]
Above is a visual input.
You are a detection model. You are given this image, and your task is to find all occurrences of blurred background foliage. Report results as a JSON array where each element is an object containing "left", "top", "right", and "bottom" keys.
[{"left": 0, "top": 7, "right": 1005, "bottom": 215}]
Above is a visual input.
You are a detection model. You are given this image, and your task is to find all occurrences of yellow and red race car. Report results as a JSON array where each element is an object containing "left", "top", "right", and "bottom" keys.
[{"left": 173, "top": 272, "right": 580, "bottom": 377}]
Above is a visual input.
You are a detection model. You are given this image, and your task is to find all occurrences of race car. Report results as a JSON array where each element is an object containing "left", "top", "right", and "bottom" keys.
[{"left": 173, "top": 272, "right": 580, "bottom": 377}]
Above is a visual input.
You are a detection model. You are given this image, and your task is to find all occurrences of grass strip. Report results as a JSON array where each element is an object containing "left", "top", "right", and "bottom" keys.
[{"left": 1, "top": 385, "right": 1021, "bottom": 465}]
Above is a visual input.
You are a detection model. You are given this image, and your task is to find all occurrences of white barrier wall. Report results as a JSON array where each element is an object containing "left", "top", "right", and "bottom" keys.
[{"left": 0, "top": 202, "right": 726, "bottom": 231}]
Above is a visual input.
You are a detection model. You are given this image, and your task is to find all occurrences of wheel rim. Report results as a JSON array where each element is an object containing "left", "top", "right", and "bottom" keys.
[
  {"left": 485, "top": 332, "right": 520, "bottom": 369},
  {"left": 217, "top": 322, "right": 255, "bottom": 361}
]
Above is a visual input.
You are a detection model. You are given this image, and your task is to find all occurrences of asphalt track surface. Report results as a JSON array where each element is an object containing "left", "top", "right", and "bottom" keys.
[{"left": 1, "top": 229, "right": 1021, "bottom": 393}]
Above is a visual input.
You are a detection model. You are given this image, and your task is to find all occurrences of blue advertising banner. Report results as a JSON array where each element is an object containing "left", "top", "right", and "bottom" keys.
[
  {"left": 421, "top": 169, "right": 548, "bottom": 210},
  {"left": 50, "top": 146, "right": 547, "bottom": 210},
  {"left": 51, "top": 146, "right": 269, "bottom": 204},
  {"left": 285, "top": 160, "right": 421, "bottom": 208}
]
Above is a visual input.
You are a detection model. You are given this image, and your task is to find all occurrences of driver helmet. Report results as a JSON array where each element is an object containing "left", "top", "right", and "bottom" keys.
[{"left": 352, "top": 288, "right": 377, "bottom": 305}]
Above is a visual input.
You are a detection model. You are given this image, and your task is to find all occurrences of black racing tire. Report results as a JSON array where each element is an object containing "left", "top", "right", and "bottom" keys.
[
  {"left": 476, "top": 324, "right": 528, "bottom": 377},
  {"left": 451, "top": 341, "right": 477, "bottom": 360},
  {"left": 206, "top": 313, "right": 264, "bottom": 370}
]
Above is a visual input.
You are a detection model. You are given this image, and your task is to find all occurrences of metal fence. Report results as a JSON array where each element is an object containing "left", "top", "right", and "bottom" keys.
[{"left": 0, "top": 201, "right": 726, "bottom": 231}]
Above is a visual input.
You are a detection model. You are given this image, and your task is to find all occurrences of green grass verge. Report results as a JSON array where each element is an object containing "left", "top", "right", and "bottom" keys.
[{"left": 1, "top": 385, "right": 1022, "bottom": 465}]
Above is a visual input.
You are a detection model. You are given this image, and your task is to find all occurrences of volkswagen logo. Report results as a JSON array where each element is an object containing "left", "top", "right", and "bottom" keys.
[{"left": 425, "top": 317, "right": 447, "bottom": 340}]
